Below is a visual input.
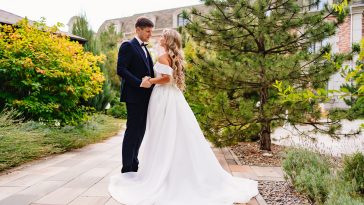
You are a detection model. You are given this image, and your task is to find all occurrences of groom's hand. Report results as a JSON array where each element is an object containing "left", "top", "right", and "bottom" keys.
[{"left": 140, "top": 76, "right": 152, "bottom": 88}]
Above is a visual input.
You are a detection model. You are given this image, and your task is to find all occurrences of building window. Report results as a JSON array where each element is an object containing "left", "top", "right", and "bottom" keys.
[
  {"left": 177, "top": 13, "right": 188, "bottom": 27},
  {"left": 308, "top": 38, "right": 330, "bottom": 53},
  {"left": 308, "top": 0, "right": 327, "bottom": 11}
]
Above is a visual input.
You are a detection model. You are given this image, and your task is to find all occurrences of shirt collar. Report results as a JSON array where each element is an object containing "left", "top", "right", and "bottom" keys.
[{"left": 135, "top": 36, "right": 144, "bottom": 45}]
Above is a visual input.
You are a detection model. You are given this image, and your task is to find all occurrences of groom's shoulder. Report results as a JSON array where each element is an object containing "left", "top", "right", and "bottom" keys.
[
  {"left": 119, "top": 39, "right": 134, "bottom": 50},
  {"left": 121, "top": 39, "right": 133, "bottom": 46}
]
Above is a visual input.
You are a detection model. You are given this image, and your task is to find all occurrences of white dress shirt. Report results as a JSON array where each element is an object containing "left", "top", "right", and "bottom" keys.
[{"left": 135, "top": 36, "right": 148, "bottom": 58}]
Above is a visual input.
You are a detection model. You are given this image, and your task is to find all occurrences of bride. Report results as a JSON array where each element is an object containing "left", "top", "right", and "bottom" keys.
[{"left": 108, "top": 28, "right": 258, "bottom": 205}]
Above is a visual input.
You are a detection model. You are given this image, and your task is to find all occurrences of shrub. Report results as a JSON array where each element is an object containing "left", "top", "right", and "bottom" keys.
[
  {"left": 283, "top": 149, "right": 364, "bottom": 204},
  {"left": 0, "top": 19, "right": 104, "bottom": 125},
  {"left": 87, "top": 78, "right": 114, "bottom": 111},
  {"left": 283, "top": 148, "right": 332, "bottom": 203},
  {"left": 294, "top": 168, "right": 332, "bottom": 204},
  {"left": 325, "top": 194, "right": 364, "bottom": 205},
  {"left": 107, "top": 102, "right": 127, "bottom": 119},
  {"left": 0, "top": 108, "right": 22, "bottom": 127},
  {"left": 283, "top": 148, "right": 331, "bottom": 183},
  {"left": 325, "top": 179, "right": 364, "bottom": 205},
  {"left": 341, "top": 152, "right": 364, "bottom": 195}
]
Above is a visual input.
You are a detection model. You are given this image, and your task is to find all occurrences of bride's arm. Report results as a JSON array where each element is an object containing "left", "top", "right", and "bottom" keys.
[
  {"left": 148, "top": 74, "right": 170, "bottom": 85},
  {"left": 148, "top": 57, "right": 171, "bottom": 85}
]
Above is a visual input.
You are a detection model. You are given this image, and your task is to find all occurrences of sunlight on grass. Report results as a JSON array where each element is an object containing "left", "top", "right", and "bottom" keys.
[{"left": 0, "top": 112, "right": 124, "bottom": 172}]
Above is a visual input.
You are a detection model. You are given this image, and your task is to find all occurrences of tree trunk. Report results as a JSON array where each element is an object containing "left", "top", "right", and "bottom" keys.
[
  {"left": 258, "top": 83, "right": 271, "bottom": 151},
  {"left": 260, "top": 120, "right": 271, "bottom": 151}
]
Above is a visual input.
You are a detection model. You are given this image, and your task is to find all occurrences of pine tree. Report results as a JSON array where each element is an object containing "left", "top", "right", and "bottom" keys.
[
  {"left": 71, "top": 14, "right": 99, "bottom": 54},
  {"left": 98, "top": 24, "right": 123, "bottom": 90},
  {"left": 184, "top": 0, "right": 349, "bottom": 150},
  {"left": 341, "top": 41, "right": 364, "bottom": 119}
]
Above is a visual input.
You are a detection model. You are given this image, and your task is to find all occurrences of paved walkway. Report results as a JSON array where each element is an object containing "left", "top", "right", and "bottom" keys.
[{"left": 0, "top": 132, "right": 284, "bottom": 205}]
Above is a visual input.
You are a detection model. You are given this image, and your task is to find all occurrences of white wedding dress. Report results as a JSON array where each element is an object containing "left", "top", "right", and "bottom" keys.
[{"left": 109, "top": 62, "right": 258, "bottom": 205}]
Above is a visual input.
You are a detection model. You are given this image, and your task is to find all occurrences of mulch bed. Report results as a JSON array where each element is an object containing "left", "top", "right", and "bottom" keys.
[{"left": 230, "top": 142, "right": 285, "bottom": 167}]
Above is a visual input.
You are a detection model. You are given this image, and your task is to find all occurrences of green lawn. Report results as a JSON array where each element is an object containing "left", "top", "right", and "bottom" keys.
[{"left": 0, "top": 114, "right": 124, "bottom": 172}]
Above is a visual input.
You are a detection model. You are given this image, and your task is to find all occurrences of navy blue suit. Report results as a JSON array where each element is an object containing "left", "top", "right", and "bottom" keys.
[{"left": 117, "top": 37, "right": 154, "bottom": 173}]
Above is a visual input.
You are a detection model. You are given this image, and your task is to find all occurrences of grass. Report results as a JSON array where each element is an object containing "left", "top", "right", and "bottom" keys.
[{"left": 0, "top": 112, "right": 124, "bottom": 172}]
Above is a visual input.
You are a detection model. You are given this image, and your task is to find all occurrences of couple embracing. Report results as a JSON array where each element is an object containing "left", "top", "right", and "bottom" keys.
[{"left": 108, "top": 17, "right": 258, "bottom": 205}]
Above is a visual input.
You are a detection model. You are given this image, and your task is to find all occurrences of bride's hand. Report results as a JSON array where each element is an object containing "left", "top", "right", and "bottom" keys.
[{"left": 140, "top": 76, "right": 152, "bottom": 88}]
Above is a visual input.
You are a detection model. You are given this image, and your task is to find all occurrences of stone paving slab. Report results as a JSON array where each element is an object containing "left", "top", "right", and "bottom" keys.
[
  {"left": 68, "top": 196, "right": 109, "bottom": 205},
  {"left": 0, "top": 186, "right": 27, "bottom": 201},
  {"left": 0, "top": 131, "right": 271, "bottom": 205}
]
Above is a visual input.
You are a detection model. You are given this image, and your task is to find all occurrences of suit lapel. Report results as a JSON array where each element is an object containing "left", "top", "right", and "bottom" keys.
[
  {"left": 145, "top": 49, "right": 154, "bottom": 77},
  {"left": 131, "top": 38, "right": 151, "bottom": 74}
]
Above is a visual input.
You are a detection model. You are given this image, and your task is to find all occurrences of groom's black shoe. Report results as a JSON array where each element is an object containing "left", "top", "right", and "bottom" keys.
[
  {"left": 121, "top": 166, "right": 138, "bottom": 173},
  {"left": 121, "top": 166, "right": 133, "bottom": 173}
]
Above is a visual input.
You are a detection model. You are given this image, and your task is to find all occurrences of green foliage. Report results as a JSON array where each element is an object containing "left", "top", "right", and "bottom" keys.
[
  {"left": 87, "top": 78, "right": 113, "bottom": 111},
  {"left": 339, "top": 39, "right": 364, "bottom": 119},
  {"left": 341, "top": 152, "right": 364, "bottom": 195},
  {"left": 348, "top": 97, "right": 364, "bottom": 119},
  {"left": 72, "top": 13, "right": 99, "bottom": 54},
  {"left": 329, "top": 108, "right": 351, "bottom": 121},
  {"left": 98, "top": 24, "right": 123, "bottom": 90},
  {"left": 0, "top": 19, "right": 105, "bottom": 125},
  {"left": 325, "top": 179, "right": 364, "bottom": 205},
  {"left": 71, "top": 14, "right": 118, "bottom": 111},
  {"left": 283, "top": 149, "right": 331, "bottom": 183},
  {"left": 283, "top": 149, "right": 332, "bottom": 203},
  {"left": 295, "top": 168, "right": 332, "bottom": 204},
  {"left": 283, "top": 149, "right": 364, "bottom": 204},
  {"left": 99, "top": 24, "right": 122, "bottom": 52},
  {"left": 107, "top": 102, "right": 127, "bottom": 119},
  {"left": 0, "top": 108, "right": 22, "bottom": 127},
  {"left": 102, "top": 49, "right": 120, "bottom": 90},
  {"left": 325, "top": 196, "right": 364, "bottom": 205},
  {"left": 184, "top": 0, "right": 350, "bottom": 150},
  {"left": 72, "top": 20, "right": 125, "bottom": 114}
]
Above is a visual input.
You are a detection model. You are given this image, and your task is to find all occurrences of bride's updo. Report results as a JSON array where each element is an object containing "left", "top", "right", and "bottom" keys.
[{"left": 162, "top": 29, "right": 185, "bottom": 91}]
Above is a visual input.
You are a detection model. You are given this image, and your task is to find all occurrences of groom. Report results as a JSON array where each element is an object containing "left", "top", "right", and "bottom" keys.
[{"left": 117, "top": 17, "right": 155, "bottom": 173}]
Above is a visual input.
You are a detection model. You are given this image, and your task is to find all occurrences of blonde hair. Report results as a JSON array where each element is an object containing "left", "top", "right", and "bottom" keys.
[{"left": 162, "top": 29, "right": 185, "bottom": 91}]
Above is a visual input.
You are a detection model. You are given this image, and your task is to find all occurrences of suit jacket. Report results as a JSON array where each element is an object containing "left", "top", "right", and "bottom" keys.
[{"left": 117, "top": 38, "right": 155, "bottom": 103}]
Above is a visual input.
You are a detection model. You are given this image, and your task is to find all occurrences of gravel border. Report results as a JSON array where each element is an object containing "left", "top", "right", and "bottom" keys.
[{"left": 258, "top": 181, "right": 311, "bottom": 205}]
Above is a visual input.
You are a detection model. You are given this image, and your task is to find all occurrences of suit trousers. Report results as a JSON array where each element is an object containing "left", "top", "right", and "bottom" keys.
[{"left": 121, "top": 101, "right": 149, "bottom": 173}]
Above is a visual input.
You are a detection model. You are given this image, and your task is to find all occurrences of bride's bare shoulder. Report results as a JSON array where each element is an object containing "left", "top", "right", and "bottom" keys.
[{"left": 158, "top": 53, "right": 172, "bottom": 67}]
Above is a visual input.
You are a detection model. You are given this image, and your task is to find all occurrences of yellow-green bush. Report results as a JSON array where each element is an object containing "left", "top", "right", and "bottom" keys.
[{"left": 0, "top": 19, "right": 105, "bottom": 125}]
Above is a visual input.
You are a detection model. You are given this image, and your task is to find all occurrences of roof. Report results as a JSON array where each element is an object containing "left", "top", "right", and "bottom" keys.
[
  {"left": 0, "top": 9, "right": 87, "bottom": 43},
  {"left": 0, "top": 9, "right": 24, "bottom": 25},
  {"left": 98, "top": 4, "right": 206, "bottom": 34}
]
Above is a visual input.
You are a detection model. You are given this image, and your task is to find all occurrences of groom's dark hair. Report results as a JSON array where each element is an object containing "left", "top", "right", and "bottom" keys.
[{"left": 135, "top": 17, "right": 154, "bottom": 29}]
